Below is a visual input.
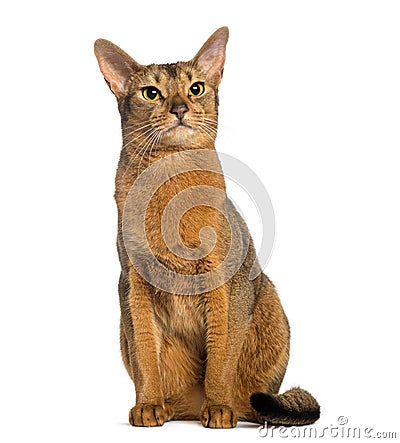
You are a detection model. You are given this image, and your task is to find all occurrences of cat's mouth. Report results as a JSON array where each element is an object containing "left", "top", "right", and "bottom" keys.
[{"left": 165, "top": 121, "right": 195, "bottom": 134}]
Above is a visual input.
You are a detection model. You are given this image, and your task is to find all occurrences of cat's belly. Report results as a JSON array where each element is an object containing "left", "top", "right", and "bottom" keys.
[
  {"left": 152, "top": 292, "right": 206, "bottom": 398},
  {"left": 152, "top": 291, "right": 206, "bottom": 350}
]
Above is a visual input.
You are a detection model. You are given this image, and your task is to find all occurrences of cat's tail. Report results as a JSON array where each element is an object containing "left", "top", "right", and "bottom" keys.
[{"left": 250, "top": 387, "right": 320, "bottom": 426}]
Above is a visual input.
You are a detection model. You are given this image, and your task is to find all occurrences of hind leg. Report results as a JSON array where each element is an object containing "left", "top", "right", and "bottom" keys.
[{"left": 234, "top": 274, "right": 290, "bottom": 422}]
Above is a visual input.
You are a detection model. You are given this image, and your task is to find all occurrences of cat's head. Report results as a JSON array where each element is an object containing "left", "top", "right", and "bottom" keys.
[{"left": 94, "top": 27, "right": 228, "bottom": 150}]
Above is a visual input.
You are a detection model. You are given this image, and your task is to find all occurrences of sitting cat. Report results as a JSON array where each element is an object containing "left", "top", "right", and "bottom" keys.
[{"left": 94, "top": 26, "right": 320, "bottom": 428}]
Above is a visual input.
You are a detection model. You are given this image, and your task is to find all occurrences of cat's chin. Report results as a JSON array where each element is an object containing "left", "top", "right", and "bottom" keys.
[{"left": 161, "top": 124, "right": 196, "bottom": 146}]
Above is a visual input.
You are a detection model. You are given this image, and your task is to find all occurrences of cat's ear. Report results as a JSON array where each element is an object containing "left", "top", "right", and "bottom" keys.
[
  {"left": 192, "top": 27, "right": 229, "bottom": 85},
  {"left": 94, "top": 39, "right": 142, "bottom": 98}
]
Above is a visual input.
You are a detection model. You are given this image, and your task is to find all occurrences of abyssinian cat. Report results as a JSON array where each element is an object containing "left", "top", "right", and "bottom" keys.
[{"left": 94, "top": 27, "right": 320, "bottom": 428}]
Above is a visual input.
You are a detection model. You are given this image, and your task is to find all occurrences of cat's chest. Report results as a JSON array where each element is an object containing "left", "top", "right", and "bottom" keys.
[
  {"left": 152, "top": 292, "right": 206, "bottom": 349},
  {"left": 121, "top": 168, "right": 226, "bottom": 253}
]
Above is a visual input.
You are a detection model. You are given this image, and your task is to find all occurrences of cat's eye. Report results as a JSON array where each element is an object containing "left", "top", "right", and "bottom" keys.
[
  {"left": 188, "top": 82, "right": 205, "bottom": 97},
  {"left": 142, "top": 87, "right": 161, "bottom": 101}
]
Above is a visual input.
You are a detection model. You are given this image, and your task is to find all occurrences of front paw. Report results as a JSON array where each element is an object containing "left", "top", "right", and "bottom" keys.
[
  {"left": 200, "top": 403, "right": 237, "bottom": 428},
  {"left": 129, "top": 402, "right": 173, "bottom": 427}
]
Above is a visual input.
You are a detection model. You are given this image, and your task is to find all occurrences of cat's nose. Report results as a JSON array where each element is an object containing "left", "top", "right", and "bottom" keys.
[{"left": 170, "top": 102, "right": 189, "bottom": 120}]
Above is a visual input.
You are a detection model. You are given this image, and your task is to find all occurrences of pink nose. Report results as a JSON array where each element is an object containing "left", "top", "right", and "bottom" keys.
[{"left": 170, "top": 103, "right": 189, "bottom": 120}]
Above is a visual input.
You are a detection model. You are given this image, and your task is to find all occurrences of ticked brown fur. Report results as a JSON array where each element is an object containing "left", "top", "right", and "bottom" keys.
[{"left": 94, "top": 27, "right": 319, "bottom": 428}]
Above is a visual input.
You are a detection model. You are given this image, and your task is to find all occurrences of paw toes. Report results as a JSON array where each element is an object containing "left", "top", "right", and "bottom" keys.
[
  {"left": 129, "top": 403, "right": 172, "bottom": 427},
  {"left": 154, "top": 405, "right": 166, "bottom": 426},
  {"left": 201, "top": 405, "right": 237, "bottom": 428}
]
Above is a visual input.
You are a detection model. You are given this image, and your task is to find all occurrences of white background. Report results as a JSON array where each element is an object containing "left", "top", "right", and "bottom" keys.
[{"left": 1, "top": 1, "right": 399, "bottom": 442}]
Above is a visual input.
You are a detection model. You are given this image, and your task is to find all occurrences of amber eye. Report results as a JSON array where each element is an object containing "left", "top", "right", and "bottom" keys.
[
  {"left": 188, "top": 82, "right": 205, "bottom": 97},
  {"left": 142, "top": 87, "right": 161, "bottom": 101}
]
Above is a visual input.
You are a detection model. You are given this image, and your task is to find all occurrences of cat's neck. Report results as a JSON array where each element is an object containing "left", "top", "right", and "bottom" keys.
[
  {"left": 114, "top": 140, "right": 224, "bottom": 217},
  {"left": 118, "top": 140, "right": 216, "bottom": 178}
]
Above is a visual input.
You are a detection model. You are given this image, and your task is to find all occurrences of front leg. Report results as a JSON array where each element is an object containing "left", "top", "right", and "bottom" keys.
[
  {"left": 126, "top": 267, "right": 172, "bottom": 426},
  {"left": 201, "top": 282, "right": 240, "bottom": 428}
]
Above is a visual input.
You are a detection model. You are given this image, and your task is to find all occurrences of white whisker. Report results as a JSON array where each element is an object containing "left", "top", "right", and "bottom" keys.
[
  {"left": 197, "top": 123, "right": 216, "bottom": 142},
  {"left": 147, "top": 130, "right": 162, "bottom": 168},
  {"left": 121, "top": 125, "right": 157, "bottom": 151},
  {"left": 122, "top": 122, "right": 154, "bottom": 138},
  {"left": 122, "top": 129, "right": 159, "bottom": 177},
  {"left": 137, "top": 129, "right": 161, "bottom": 174}
]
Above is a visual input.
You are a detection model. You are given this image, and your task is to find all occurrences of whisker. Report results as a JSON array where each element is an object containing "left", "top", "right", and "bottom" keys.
[
  {"left": 123, "top": 116, "right": 163, "bottom": 130},
  {"left": 122, "top": 129, "right": 159, "bottom": 177},
  {"left": 197, "top": 121, "right": 218, "bottom": 134},
  {"left": 200, "top": 113, "right": 218, "bottom": 119},
  {"left": 201, "top": 117, "right": 218, "bottom": 125},
  {"left": 121, "top": 126, "right": 157, "bottom": 151},
  {"left": 123, "top": 120, "right": 150, "bottom": 129},
  {"left": 147, "top": 130, "right": 162, "bottom": 168},
  {"left": 197, "top": 123, "right": 216, "bottom": 142},
  {"left": 137, "top": 130, "right": 160, "bottom": 174},
  {"left": 122, "top": 122, "right": 154, "bottom": 138}
]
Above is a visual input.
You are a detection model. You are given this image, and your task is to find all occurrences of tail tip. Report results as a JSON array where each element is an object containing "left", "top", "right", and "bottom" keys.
[
  {"left": 250, "top": 392, "right": 278, "bottom": 415},
  {"left": 250, "top": 388, "right": 321, "bottom": 426}
]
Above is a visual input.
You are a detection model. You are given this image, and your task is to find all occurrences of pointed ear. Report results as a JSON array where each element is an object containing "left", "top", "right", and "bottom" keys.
[
  {"left": 192, "top": 27, "right": 229, "bottom": 85},
  {"left": 94, "top": 39, "right": 141, "bottom": 98}
]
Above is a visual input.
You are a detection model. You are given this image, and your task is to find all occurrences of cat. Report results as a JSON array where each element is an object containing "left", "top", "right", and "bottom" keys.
[{"left": 94, "top": 26, "right": 320, "bottom": 428}]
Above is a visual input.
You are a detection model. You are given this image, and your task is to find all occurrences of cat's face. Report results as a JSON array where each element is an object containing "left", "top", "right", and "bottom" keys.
[
  {"left": 94, "top": 27, "right": 229, "bottom": 150},
  {"left": 121, "top": 62, "right": 219, "bottom": 148}
]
